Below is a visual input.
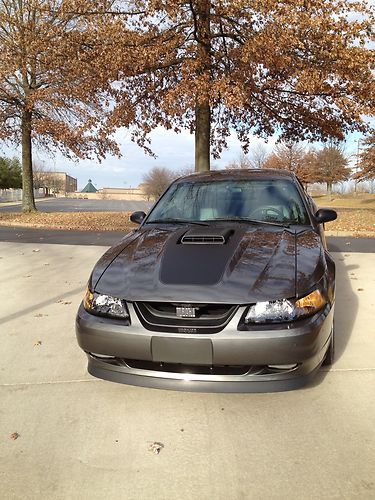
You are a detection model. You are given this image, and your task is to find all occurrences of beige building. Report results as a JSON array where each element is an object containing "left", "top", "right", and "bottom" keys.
[
  {"left": 34, "top": 171, "right": 77, "bottom": 194},
  {"left": 71, "top": 185, "right": 149, "bottom": 201}
]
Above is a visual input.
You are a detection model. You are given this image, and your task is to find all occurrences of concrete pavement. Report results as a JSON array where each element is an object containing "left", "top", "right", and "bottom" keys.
[{"left": 0, "top": 242, "right": 375, "bottom": 500}]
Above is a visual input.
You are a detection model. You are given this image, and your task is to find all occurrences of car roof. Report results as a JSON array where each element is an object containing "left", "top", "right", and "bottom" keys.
[{"left": 174, "top": 169, "right": 298, "bottom": 184}]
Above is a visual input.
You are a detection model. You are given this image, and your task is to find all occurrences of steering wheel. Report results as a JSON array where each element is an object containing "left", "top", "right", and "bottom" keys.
[{"left": 249, "top": 206, "right": 284, "bottom": 220}]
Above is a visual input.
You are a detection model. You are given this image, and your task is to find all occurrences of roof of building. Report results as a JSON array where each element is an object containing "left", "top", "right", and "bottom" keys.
[{"left": 81, "top": 179, "right": 98, "bottom": 193}]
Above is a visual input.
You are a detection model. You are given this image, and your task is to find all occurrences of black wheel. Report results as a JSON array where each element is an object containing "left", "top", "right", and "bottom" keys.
[{"left": 322, "top": 322, "right": 335, "bottom": 366}]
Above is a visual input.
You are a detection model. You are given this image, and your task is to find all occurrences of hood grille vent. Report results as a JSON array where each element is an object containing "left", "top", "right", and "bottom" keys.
[
  {"left": 182, "top": 235, "right": 225, "bottom": 245},
  {"left": 181, "top": 228, "right": 232, "bottom": 245}
]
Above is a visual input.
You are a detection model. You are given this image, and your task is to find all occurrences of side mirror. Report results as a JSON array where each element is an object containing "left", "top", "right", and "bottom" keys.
[
  {"left": 130, "top": 211, "right": 146, "bottom": 224},
  {"left": 315, "top": 208, "right": 337, "bottom": 224}
]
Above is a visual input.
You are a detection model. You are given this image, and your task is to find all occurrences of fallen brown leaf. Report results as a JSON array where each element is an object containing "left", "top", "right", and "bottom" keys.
[
  {"left": 10, "top": 432, "right": 20, "bottom": 440},
  {"left": 148, "top": 442, "right": 164, "bottom": 455}
]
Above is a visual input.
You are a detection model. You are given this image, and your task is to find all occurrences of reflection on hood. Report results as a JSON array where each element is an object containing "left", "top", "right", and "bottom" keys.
[{"left": 94, "top": 225, "right": 325, "bottom": 304}]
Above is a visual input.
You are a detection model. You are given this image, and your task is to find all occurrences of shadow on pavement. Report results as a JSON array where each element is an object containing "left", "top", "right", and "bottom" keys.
[
  {"left": 0, "top": 286, "right": 83, "bottom": 326},
  {"left": 302, "top": 251, "right": 358, "bottom": 390},
  {"left": 333, "top": 254, "right": 358, "bottom": 361}
]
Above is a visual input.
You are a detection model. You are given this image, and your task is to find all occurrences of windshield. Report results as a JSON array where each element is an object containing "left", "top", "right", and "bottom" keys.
[{"left": 147, "top": 178, "right": 310, "bottom": 225}]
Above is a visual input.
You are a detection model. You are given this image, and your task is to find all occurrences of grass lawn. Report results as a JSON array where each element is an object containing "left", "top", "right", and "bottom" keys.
[
  {"left": 0, "top": 211, "right": 136, "bottom": 232},
  {"left": 311, "top": 193, "right": 375, "bottom": 209}
]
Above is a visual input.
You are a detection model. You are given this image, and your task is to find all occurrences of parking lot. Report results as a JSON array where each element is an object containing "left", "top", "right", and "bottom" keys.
[
  {"left": 1, "top": 240, "right": 375, "bottom": 500},
  {"left": 0, "top": 198, "right": 153, "bottom": 213}
]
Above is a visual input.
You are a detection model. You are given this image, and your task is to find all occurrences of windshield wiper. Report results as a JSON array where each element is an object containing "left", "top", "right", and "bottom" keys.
[
  {"left": 146, "top": 218, "right": 209, "bottom": 226},
  {"left": 206, "top": 217, "right": 290, "bottom": 228}
]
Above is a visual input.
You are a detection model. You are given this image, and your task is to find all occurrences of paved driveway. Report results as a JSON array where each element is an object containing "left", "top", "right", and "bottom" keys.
[
  {"left": 0, "top": 198, "right": 153, "bottom": 213},
  {"left": 1, "top": 225, "right": 375, "bottom": 251},
  {"left": 1, "top": 242, "right": 374, "bottom": 499}
]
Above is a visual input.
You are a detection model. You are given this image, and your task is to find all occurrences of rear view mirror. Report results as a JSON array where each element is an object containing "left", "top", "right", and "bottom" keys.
[
  {"left": 315, "top": 208, "right": 337, "bottom": 224},
  {"left": 130, "top": 211, "right": 146, "bottom": 224}
]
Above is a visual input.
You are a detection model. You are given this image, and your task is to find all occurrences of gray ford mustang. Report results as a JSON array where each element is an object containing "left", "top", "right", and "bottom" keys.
[{"left": 76, "top": 169, "right": 337, "bottom": 392}]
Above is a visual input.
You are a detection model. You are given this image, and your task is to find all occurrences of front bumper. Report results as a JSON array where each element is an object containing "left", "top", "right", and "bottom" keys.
[{"left": 76, "top": 302, "right": 334, "bottom": 392}]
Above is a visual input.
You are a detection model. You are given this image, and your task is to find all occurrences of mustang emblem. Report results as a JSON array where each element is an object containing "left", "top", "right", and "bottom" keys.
[{"left": 176, "top": 306, "right": 196, "bottom": 318}]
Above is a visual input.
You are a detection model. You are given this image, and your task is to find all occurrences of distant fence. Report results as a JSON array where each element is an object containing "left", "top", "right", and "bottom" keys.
[{"left": 0, "top": 188, "right": 45, "bottom": 203}]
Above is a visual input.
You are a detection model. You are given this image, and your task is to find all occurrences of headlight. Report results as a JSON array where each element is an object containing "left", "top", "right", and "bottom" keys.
[
  {"left": 83, "top": 287, "right": 129, "bottom": 319},
  {"left": 244, "top": 289, "right": 327, "bottom": 324}
]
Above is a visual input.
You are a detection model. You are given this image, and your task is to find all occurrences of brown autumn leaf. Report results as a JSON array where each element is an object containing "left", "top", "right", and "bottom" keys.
[
  {"left": 148, "top": 442, "right": 164, "bottom": 455},
  {"left": 0, "top": 212, "right": 136, "bottom": 231},
  {"left": 10, "top": 432, "right": 20, "bottom": 440}
]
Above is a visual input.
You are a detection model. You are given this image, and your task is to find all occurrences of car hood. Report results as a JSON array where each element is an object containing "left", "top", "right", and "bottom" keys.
[{"left": 94, "top": 225, "right": 325, "bottom": 304}]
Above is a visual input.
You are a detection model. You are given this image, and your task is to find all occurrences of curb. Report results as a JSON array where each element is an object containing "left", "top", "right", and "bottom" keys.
[
  {"left": 0, "top": 221, "right": 374, "bottom": 238},
  {"left": 0, "top": 198, "right": 53, "bottom": 207}
]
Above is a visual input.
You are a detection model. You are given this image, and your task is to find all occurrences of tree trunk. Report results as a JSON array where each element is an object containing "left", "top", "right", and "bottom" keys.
[
  {"left": 194, "top": 0, "right": 211, "bottom": 173},
  {"left": 195, "top": 102, "right": 211, "bottom": 172},
  {"left": 327, "top": 181, "right": 333, "bottom": 200},
  {"left": 21, "top": 109, "right": 36, "bottom": 212}
]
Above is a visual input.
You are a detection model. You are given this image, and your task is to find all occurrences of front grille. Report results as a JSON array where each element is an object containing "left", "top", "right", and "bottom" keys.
[
  {"left": 133, "top": 302, "right": 238, "bottom": 334},
  {"left": 119, "top": 359, "right": 299, "bottom": 376},
  {"left": 123, "top": 359, "right": 252, "bottom": 375},
  {"left": 89, "top": 354, "right": 300, "bottom": 377}
]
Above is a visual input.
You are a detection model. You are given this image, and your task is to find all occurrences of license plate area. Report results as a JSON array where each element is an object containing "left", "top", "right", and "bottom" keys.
[{"left": 151, "top": 337, "right": 212, "bottom": 365}]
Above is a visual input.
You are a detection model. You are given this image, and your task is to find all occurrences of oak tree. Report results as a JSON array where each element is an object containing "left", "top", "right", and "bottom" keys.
[
  {"left": 354, "top": 134, "right": 375, "bottom": 181},
  {"left": 263, "top": 141, "right": 317, "bottom": 185},
  {"left": 226, "top": 146, "right": 269, "bottom": 170},
  {"left": 314, "top": 144, "right": 350, "bottom": 195},
  {"left": 112, "top": 0, "right": 374, "bottom": 172},
  {"left": 142, "top": 166, "right": 175, "bottom": 200},
  {"left": 0, "top": 0, "right": 126, "bottom": 211}
]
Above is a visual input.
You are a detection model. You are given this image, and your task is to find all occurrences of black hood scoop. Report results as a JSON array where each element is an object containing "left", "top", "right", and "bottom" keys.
[
  {"left": 160, "top": 228, "right": 243, "bottom": 285},
  {"left": 181, "top": 227, "right": 232, "bottom": 245}
]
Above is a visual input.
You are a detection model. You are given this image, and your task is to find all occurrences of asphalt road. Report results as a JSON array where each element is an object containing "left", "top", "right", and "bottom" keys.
[
  {"left": 0, "top": 198, "right": 153, "bottom": 213},
  {"left": 0, "top": 225, "right": 374, "bottom": 252}
]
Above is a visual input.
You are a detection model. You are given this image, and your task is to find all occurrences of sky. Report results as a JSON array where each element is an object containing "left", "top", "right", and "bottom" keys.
[
  {"left": 0, "top": 126, "right": 279, "bottom": 190},
  {"left": 0, "top": 125, "right": 367, "bottom": 191}
]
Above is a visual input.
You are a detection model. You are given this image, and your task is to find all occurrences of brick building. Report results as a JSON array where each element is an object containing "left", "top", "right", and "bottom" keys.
[{"left": 34, "top": 171, "right": 77, "bottom": 194}]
